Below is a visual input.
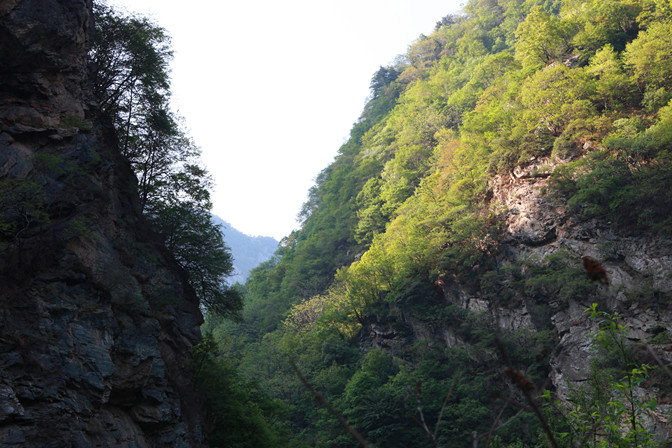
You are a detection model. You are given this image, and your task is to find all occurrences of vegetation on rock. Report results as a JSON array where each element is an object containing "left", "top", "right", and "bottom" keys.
[
  {"left": 91, "top": 2, "right": 242, "bottom": 318},
  {"left": 204, "top": 0, "right": 672, "bottom": 446}
]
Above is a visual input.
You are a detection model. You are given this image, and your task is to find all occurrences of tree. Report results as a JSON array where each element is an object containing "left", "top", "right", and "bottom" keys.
[
  {"left": 91, "top": 2, "right": 172, "bottom": 134},
  {"left": 355, "top": 177, "right": 388, "bottom": 245},
  {"left": 91, "top": 2, "right": 241, "bottom": 318},
  {"left": 623, "top": 20, "right": 672, "bottom": 91},
  {"left": 91, "top": 3, "right": 193, "bottom": 212},
  {"left": 570, "top": 0, "right": 641, "bottom": 58},
  {"left": 518, "top": 64, "right": 595, "bottom": 137},
  {"left": 192, "top": 333, "right": 291, "bottom": 447},
  {"left": 146, "top": 164, "right": 242, "bottom": 318},
  {"left": 587, "top": 44, "right": 635, "bottom": 110},
  {"left": 514, "top": 5, "right": 574, "bottom": 70}
]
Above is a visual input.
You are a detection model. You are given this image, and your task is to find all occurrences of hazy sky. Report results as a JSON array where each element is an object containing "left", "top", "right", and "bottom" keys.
[{"left": 106, "top": 0, "right": 465, "bottom": 240}]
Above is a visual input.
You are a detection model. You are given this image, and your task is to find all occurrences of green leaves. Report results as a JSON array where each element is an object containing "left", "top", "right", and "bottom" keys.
[
  {"left": 92, "top": 3, "right": 241, "bottom": 318},
  {"left": 202, "top": 1, "right": 672, "bottom": 446},
  {"left": 548, "top": 104, "right": 672, "bottom": 234},
  {"left": 514, "top": 6, "right": 574, "bottom": 70},
  {"left": 587, "top": 44, "right": 635, "bottom": 110},
  {"left": 548, "top": 305, "right": 658, "bottom": 447},
  {"left": 192, "top": 333, "right": 293, "bottom": 447},
  {"left": 0, "top": 178, "right": 48, "bottom": 245},
  {"left": 91, "top": 2, "right": 172, "bottom": 118},
  {"left": 519, "top": 64, "right": 596, "bottom": 138},
  {"left": 623, "top": 20, "right": 672, "bottom": 90},
  {"left": 569, "top": 0, "right": 641, "bottom": 58}
]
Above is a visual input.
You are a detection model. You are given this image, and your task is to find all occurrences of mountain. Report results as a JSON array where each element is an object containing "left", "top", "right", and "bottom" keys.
[
  {"left": 5, "top": 0, "right": 672, "bottom": 447},
  {"left": 211, "top": 1, "right": 672, "bottom": 447},
  {"left": 211, "top": 216, "right": 278, "bottom": 284}
]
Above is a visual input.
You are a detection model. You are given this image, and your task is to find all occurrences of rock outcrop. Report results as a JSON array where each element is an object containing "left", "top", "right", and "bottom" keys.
[
  {"left": 361, "top": 155, "right": 672, "bottom": 440},
  {"left": 1, "top": 1, "right": 205, "bottom": 446},
  {"left": 491, "top": 157, "right": 672, "bottom": 439}
]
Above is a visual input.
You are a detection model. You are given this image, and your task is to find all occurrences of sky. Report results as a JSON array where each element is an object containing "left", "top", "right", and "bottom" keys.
[{"left": 106, "top": 0, "right": 466, "bottom": 240}]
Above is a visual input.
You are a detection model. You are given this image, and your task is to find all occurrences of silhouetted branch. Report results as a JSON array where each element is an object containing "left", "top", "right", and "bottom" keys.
[
  {"left": 485, "top": 391, "right": 515, "bottom": 448},
  {"left": 407, "top": 376, "right": 456, "bottom": 448},
  {"left": 433, "top": 377, "right": 456, "bottom": 441},
  {"left": 290, "top": 360, "right": 373, "bottom": 448},
  {"left": 494, "top": 335, "right": 560, "bottom": 448}
]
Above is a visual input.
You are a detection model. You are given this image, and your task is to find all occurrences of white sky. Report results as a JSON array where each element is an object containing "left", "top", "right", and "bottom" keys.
[{"left": 106, "top": 0, "right": 465, "bottom": 240}]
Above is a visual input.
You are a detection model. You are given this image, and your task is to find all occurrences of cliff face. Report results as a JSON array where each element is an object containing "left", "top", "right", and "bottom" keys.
[
  {"left": 363, "top": 156, "right": 672, "bottom": 439},
  {"left": 0, "top": 1, "right": 205, "bottom": 446},
  {"left": 490, "top": 158, "right": 672, "bottom": 437}
]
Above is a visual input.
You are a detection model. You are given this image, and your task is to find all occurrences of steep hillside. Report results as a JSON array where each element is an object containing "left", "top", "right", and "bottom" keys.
[
  {"left": 215, "top": 1, "right": 672, "bottom": 446},
  {"left": 0, "top": 1, "right": 205, "bottom": 446}
]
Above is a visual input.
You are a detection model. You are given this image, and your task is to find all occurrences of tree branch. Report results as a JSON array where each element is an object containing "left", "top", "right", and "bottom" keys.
[{"left": 290, "top": 360, "right": 373, "bottom": 448}]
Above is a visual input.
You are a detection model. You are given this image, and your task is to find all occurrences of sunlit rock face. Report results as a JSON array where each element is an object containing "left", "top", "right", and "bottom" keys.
[{"left": 0, "top": 1, "right": 205, "bottom": 446}]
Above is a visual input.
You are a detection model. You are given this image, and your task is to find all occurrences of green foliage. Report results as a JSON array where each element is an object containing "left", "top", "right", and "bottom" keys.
[
  {"left": 91, "top": 2, "right": 171, "bottom": 124},
  {"left": 192, "top": 333, "right": 297, "bottom": 447},
  {"left": 587, "top": 44, "right": 636, "bottom": 110},
  {"left": 545, "top": 305, "right": 657, "bottom": 447},
  {"left": 60, "top": 115, "right": 93, "bottom": 132},
  {"left": 151, "top": 198, "right": 241, "bottom": 317},
  {"left": 521, "top": 251, "right": 593, "bottom": 308},
  {"left": 436, "top": 211, "right": 501, "bottom": 288},
  {"left": 519, "top": 64, "right": 596, "bottom": 139},
  {"left": 569, "top": 0, "right": 642, "bottom": 60},
  {"left": 0, "top": 177, "right": 49, "bottom": 245},
  {"left": 549, "top": 108, "right": 672, "bottom": 233},
  {"left": 514, "top": 5, "right": 573, "bottom": 70},
  {"left": 0, "top": 150, "right": 96, "bottom": 249},
  {"left": 92, "top": 3, "right": 241, "bottom": 317},
  {"left": 623, "top": 20, "right": 672, "bottom": 91},
  {"left": 62, "top": 215, "right": 92, "bottom": 240},
  {"left": 205, "top": 1, "right": 672, "bottom": 446}
]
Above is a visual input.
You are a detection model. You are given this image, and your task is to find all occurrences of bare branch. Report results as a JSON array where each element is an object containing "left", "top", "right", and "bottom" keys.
[{"left": 290, "top": 360, "right": 374, "bottom": 448}]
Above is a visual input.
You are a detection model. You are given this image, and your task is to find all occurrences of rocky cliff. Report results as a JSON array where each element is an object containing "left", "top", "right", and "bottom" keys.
[
  {"left": 490, "top": 157, "right": 672, "bottom": 438},
  {"left": 0, "top": 1, "right": 206, "bottom": 446},
  {"left": 363, "top": 155, "right": 672, "bottom": 440}
]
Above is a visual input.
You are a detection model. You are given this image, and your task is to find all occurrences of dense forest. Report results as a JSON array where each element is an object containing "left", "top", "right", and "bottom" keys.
[
  {"left": 201, "top": 0, "right": 672, "bottom": 447},
  {"left": 86, "top": 0, "right": 672, "bottom": 447}
]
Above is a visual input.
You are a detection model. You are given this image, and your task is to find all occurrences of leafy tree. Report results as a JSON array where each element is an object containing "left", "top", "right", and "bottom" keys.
[
  {"left": 148, "top": 194, "right": 241, "bottom": 317},
  {"left": 91, "top": 2, "right": 241, "bottom": 317},
  {"left": 514, "top": 5, "right": 574, "bottom": 70},
  {"left": 569, "top": 0, "right": 641, "bottom": 59},
  {"left": 587, "top": 44, "right": 635, "bottom": 110},
  {"left": 518, "top": 64, "right": 595, "bottom": 138},
  {"left": 354, "top": 177, "right": 388, "bottom": 245},
  {"left": 91, "top": 2, "right": 171, "bottom": 137},
  {"left": 637, "top": 0, "right": 672, "bottom": 26},
  {"left": 623, "top": 20, "right": 672, "bottom": 91},
  {"left": 91, "top": 2, "right": 195, "bottom": 212},
  {"left": 0, "top": 178, "right": 48, "bottom": 247},
  {"left": 192, "top": 333, "right": 296, "bottom": 447}
]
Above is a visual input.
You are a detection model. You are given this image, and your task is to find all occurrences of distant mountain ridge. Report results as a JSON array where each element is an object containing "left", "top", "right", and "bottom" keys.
[{"left": 212, "top": 216, "right": 278, "bottom": 284}]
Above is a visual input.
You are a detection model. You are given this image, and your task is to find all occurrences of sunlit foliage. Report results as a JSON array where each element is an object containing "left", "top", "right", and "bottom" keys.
[{"left": 204, "top": 0, "right": 672, "bottom": 446}]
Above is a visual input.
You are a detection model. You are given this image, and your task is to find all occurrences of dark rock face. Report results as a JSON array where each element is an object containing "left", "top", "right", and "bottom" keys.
[{"left": 0, "top": 1, "right": 205, "bottom": 446}]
